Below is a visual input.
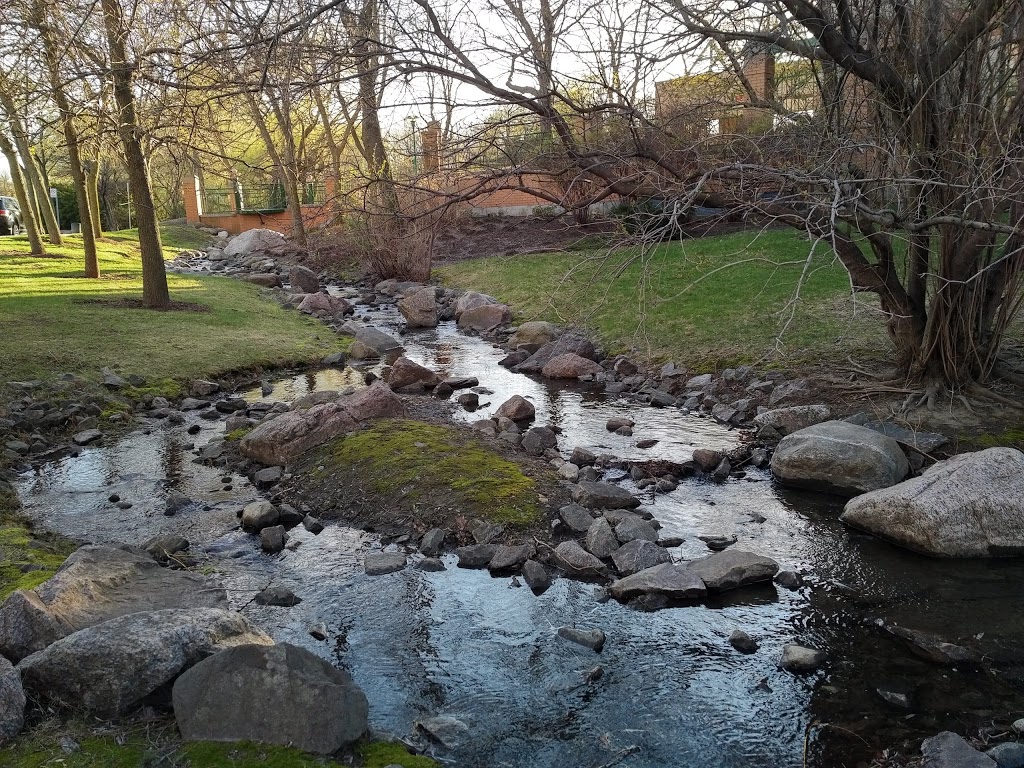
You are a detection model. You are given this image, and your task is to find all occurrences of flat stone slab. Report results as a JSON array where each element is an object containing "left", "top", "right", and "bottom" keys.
[
  {"left": 609, "top": 563, "right": 707, "bottom": 601},
  {"left": 72, "top": 429, "right": 103, "bottom": 446},
  {"left": 921, "top": 731, "right": 996, "bottom": 768},
  {"left": 686, "top": 550, "right": 779, "bottom": 592},
  {"left": 488, "top": 544, "right": 533, "bottom": 572},
  {"left": 456, "top": 544, "right": 497, "bottom": 569},
  {"left": 863, "top": 421, "right": 948, "bottom": 453},
  {"left": 364, "top": 552, "right": 407, "bottom": 576},
  {"left": 572, "top": 481, "right": 640, "bottom": 510},
  {"left": 552, "top": 541, "right": 607, "bottom": 577},
  {"left": 611, "top": 540, "right": 671, "bottom": 576}
]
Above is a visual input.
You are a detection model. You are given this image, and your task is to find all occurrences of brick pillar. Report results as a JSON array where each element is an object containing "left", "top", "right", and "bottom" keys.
[
  {"left": 743, "top": 51, "right": 775, "bottom": 103},
  {"left": 182, "top": 176, "right": 201, "bottom": 223},
  {"left": 421, "top": 121, "right": 441, "bottom": 174}
]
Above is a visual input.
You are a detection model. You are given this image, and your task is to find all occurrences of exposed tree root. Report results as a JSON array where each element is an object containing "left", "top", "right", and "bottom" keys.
[{"left": 968, "top": 383, "right": 1024, "bottom": 409}]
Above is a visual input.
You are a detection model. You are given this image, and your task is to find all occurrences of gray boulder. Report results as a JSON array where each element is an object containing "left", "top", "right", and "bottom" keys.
[
  {"left": 552, "top": 541, "right": 608, "bottom": 577},
  {"left": 288, "top": 265, "right": 320, "bottom": 293},
  {"left": 354, "top": 326, "right": 403, "bottom": 354},
  {"left": 457, "top": 303, "right": 511, "bottom": 331},
  {"left": 495, "top": 395, "right": 535, "bottom": 421},
  {"left": 508, "top": 321, "right": 561, "bottom": 349},
  {"left": 921, "top": 732, "right": 996, "bottom": 768},
  {"left": 488, "top": 544, "right": 533, "bottom": 572},
  {"left": 585, "top": 518, "right": 620, "bottom": 559},
  {"left": 17, "top": 608, "right": 272, "bottom": 717},
  {"left": 173, "top": 643, "right": 367, "bottom": 754},
  {"left": 398, "top": 287, "right": 438, "bottom": 328},
  {"left": 419, "top": 528, "right": 446, "bottom": 557},
  {"left": 242, "top": 500, "right": 280, "bottom": 532},
  {"left": 614, "top": 516, "right": 658, "bottom": 544},
  {"left": 752, "top": 405, "right": 831, "bottom": 436},
  {"left": 609, "top": 563, "right": 706, "bottom": 601},
  {"left": 558, "top": 503, "right": 596, "bottom": 533},
  {"left": 515, "top": 333, "right": 596, "bottom": 374},
  {"left": 542, "top": 354, "right": 603, "bottom": 379},
  {"left": 572, "top": 481, "right": 640, "bottom": 510},
  {"left": 521, "top": 560, "right": 551, "bottom": 593},
  {"left": 771, "top": 420, "right": 909, "bottom": 496},
  {"left": 388, "top": 357, "right": 441, "bottom": 390},
  {"left": 687, "top": 549, "right": 779, "bottom": 592},
  {"left": 364, "top": 552, "right": 407, "bottom": 576},
  {"left": 611, "top": 540, "right": 671, "bottom": 576},
  {"left": 455, "top": 291, "right": 496, "bottom": 316},
  {"left": 841, "top": 447, "right": 1024, "bottom": 557},
  {"left": 0, "top": 656, "right": 24, "bottom": 738},
  {"left": 521, "top": 426, "right": 557, "bottom": 456},
  {"left": 0, "top": 544, "right": 227, "bottom": 662},
  {"left": 239, "top": 382, "right": 405, "bottom": 466},
  {"left": 223, "top": 228, "right": 286, "bottom": 257},
  {"left": 778, "top": 643, "right": 825, "bottom": 673},
  {"left": 456, "top": 544, "right": 497, "bottom": 569}
]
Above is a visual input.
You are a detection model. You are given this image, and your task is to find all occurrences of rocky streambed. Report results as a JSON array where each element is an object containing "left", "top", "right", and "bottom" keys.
[{"left": 4, "top": 240, "right": 1024, "bottom": 766}]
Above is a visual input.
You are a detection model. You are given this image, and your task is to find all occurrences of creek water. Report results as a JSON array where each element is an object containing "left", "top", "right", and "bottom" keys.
[{"left": 13, "top": 294, "right": 1024, "bottom": 767}]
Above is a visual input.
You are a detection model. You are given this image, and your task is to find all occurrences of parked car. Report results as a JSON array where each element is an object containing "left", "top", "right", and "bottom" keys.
[{"left": 0, "top": 196, "right": 22, "bottom": 235}]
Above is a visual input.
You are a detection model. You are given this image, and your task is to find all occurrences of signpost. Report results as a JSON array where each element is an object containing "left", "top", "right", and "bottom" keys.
[{"left": 49, "top": 187, "right": 60, "bottom": 232}]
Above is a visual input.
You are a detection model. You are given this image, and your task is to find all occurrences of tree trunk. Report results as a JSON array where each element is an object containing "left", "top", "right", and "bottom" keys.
[
  {"left": 85, "top": 160, "right": 103, "bottom": 237},
  {"left": 35, "top": 0, "right": 97, "bottom": 276},
  {"left": 0, "top": 92, "right": 61, "bottom": 244},
  {"left": 101, "top": 0, "right": 169, "bottom": 308},
  {"left": 0, "top": 131, "right": 44, "bottom": 255}
]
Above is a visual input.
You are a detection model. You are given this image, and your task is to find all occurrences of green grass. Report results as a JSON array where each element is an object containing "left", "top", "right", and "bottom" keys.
[
  {"left": 325, "top": 419, "right": 543, "bottom": 526},
  {"left": 438, "top": 229, "right": 889, "bottom": 371},
  {"left": 1, "top": 723, "right": 438, "bottom": 768},
  {"left": 0, "top": 224, "right": 345, "bottom": 383}
]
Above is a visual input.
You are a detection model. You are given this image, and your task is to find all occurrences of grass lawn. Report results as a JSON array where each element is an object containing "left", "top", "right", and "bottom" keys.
[
  {"left": 438, "top": 228, "right": 891, "bottom": 372},
  {"left": 0, "top": 225, "right": 345, "bottom": 383}
]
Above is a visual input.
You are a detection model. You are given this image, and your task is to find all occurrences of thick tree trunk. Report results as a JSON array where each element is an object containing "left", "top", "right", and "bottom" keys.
[
  {"left": 101, "top": 0, "right": 169, "bottom": 308},
  {"left": 85, "top": 160, "right": 103, "bottom": 237},
  {"left": 0, "top": 131, "right": 44, "bottom": 255}
]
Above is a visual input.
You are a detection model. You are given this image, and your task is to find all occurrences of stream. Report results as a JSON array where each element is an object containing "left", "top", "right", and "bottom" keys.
[{"left": 13, "top": 291, "right": 1024, "bottom": 767}]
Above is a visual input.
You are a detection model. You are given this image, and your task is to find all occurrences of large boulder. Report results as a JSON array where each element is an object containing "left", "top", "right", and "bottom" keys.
[
  {"left": 841, "top": 447, "right": 1024, "bottom": 557},
  {"left": 288, "top": 265, "right": 320, "bottom": 293},
  {"left": 454, "top": 291, "right": 496, "bottom": 317},
  {"left": 17, "top": 609, "right": 272, "bottom": 718},
  {"left": 223, "top": 228, "right": 287, "bottom": 258},
  {"left": 173, "top": 643, "right": 368, "bottom": 754},
  {"left": 542, "top": 354, "right": 604, "bottom": 379},
  {"left": 509, "top": 321, "right": 562, "bottom": 349},
  {"left": 771, "top": 420, "right": 909, "bottom": 496},
  {"left": 388, "top": 357, "right": 441, "bottom": 390},
  {"left": 611, "top": 540, "right": 671, "bottom": 576},
  {"left": 752, "top": 405, "right": 831, "bottom": 436},
  {"left": 572, "top": 481, "right": 641, "bottom": 510},
  {"left": 296, "top": 293, "right": 352, "bottom": 317},
  {"left": 494, "top": 395, "right": 535, "bottom": 421},
  {"left": 0, "top": 544, "right": 228, "bottom": 662},
  {"left": 398, "top": 287, "right": 439, "bottom": 328},
  {"left": 515, "top": 333, "right": 597, "bottom": 374},
  {"left": 686, "top": 550, "right": 779, "bottom": 592},
  {"left": 353, "top": 325, "right": 402, "bottom": 354},
  {"left": 0, "top": 656, "right": 24, "bottom": 739},
  {"left": 921, "top": 732, "right": 996, "bottom": 768},
  {"left": 457, "top": 303, "right": 511, "bottom": 332},
  {"left": 239, "top": 382, "right": 405, "bottom": 466},
  {"left": 243, "top": 273, "right": 282, "bottom": 288},
  {"left": 551, "top": 541, "right": 608, "bottom": 578},
  {"left": 609, "top": 563, "right": 707, "bottom": 601}
]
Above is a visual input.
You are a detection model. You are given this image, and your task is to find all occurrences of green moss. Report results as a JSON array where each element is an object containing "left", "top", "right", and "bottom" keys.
[
  {"left": 181, "top": 741, "right": 343, "bottom": 766},
  {"left": 122, "top": 377, "right": 183, "bottom": 401},
  {"left": 225, "top": 427, "right": 254, "bottom": 442},
  {"left": 0, "top": 487, "right": 76, "bottom": 601},
  {"left": 357, "top": 742, "right": 440, "bottom": 768},
  {"left": 328, "top": 419, "right": 541, "bottom": 526},
  {"left": 970, "top": 429, "right": 1024, "bottom": 450}
]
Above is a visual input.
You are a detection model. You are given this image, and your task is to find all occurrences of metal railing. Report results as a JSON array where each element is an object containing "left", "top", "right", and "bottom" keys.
[{"left": 201, "top": 182, "right": 327, "bottom": 216}]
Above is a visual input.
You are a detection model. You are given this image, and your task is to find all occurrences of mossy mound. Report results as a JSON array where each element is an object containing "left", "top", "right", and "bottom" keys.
[
  {"left": 0, "top": 484, "right": 76, "bottom": 601},
  {"left": 305, "top": 418, "right": 548, "bottom": 531}
]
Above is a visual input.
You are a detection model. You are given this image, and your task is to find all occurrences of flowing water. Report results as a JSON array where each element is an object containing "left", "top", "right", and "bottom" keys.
[{"left": 14, "top": 293, "right": 1024, "bottom": 767}]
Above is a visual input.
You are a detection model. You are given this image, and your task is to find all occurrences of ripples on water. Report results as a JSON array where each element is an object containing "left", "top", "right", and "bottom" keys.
[{"left": 15, "top": 298, "right": 1024, "bottom": 766}]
